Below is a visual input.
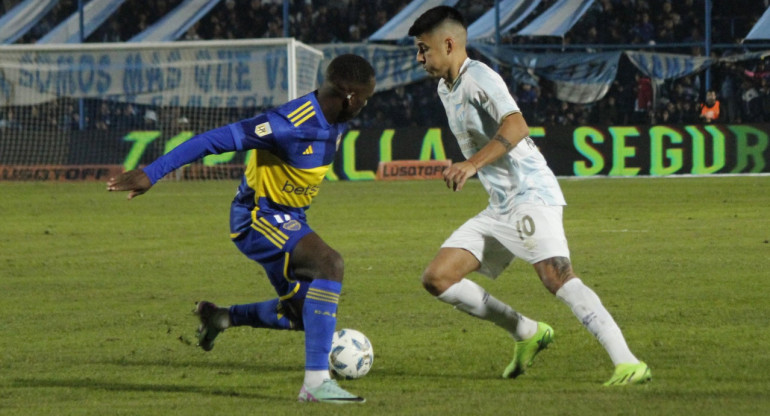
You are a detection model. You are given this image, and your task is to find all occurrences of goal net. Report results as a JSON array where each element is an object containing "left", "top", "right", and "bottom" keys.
[{"left": 0, "top": 38, "right": 323, "bottom": 181}]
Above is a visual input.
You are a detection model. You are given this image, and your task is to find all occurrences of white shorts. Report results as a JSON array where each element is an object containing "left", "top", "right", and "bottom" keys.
[{"left": 441, "top": 203, "right": 570, "bottom": 279}]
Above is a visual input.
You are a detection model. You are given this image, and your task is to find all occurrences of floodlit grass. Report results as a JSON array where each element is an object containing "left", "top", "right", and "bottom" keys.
[{"left": 1, "top": 176, "right": 768, "bottom": 415}]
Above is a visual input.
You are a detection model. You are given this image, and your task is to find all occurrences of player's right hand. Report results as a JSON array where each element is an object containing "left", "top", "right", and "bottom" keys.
[
  {"left": 442, "top": 161, "right": 478, "bottom": 192},
  {"left": 107, "top": 169, "right": 152, "bottom": 200}
]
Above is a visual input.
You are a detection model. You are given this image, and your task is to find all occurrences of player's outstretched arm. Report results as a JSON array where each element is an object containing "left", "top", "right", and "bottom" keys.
[{"left": 107, "top": 169, "right": 152, "bottom": 200}]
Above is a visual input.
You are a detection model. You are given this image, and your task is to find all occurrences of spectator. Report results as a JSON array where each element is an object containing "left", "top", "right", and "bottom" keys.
[
  {"left": 743, "top": 60, "right": 770, "bottom": 82},
  {"left": 95, "top": 102, "right": 113, "bottom": 130},
  {"left": 183, "top": 22, "right": 202, "bottom": 40},
  {"left": 631, "top": 12, "right": 655, "bottom": 44},
  {"left": 590, "top": 95, "right": 620, "bottom": 125},
  {"left": 740, "top": 80, "right": 763, "bottom": 123},
  {"left": 114, "top": 104, "right": 140, "bottom": 131},
  {"left": 3, "top": 0, "right": 765, "bottom": 129},
  {"left": 516, "top": 82, "right": 538, "bottom": 119},
  {"left": 0, "top": 109, "right": 21, "bottom": 130},
  {"left": 760, "top": 79, "right": 770, "bottom": 122},
  {"left": 654, "top": 101, "right": 681, "bottom": 124},
  {"left": 632, "top": 75, "right": 653, "bottom": 123},
  {"left": 718, "top": 64, "right": 741, "bottom": 123},
  {"left": 698, "top": 90, "right": 721, "bottom": 123},
  {"left": 676, "top": 100, "right": 694, "bottom": 123},
  {"left": 143, "top": 109, "right": 159, "bottom": 130}
]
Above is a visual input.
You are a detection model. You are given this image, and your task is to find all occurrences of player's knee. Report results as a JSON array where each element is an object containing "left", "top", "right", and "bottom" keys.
[
  {"left": 421, "top": 266, "right": 451, "bottom": 296},
  {"left": 319, "top": 248, "right": 344, "bottom": 282}
]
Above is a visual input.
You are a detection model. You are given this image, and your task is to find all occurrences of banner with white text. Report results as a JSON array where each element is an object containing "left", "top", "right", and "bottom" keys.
[{"left": 0, "top": 40, "right": 321, "bottom": 107}]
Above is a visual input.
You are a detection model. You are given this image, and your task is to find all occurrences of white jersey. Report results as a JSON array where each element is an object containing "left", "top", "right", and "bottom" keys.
[{"left": 438, "top": 58, "right": 566, "bottom": 214}]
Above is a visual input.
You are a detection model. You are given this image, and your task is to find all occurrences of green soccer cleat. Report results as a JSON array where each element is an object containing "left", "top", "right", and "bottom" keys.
[
  {"left": 297, "top": 379, "right": 365, "bottom": 404},
  {"left": 604, "top": 362, "right": 651, "bottom": 386},
  {"left": 503, "top": 322, "right": 554, "bottom": 379},
  {"left": 193, "top": 301, "right": 229, "bottom": 352}
]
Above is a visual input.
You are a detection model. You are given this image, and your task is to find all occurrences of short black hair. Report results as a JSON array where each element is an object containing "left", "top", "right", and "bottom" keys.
[
  {"left": 408, "top": 6, "right": 467, "bottom": 37},
  {"left": 325, "top": 54, "right": 375, "bottom": 86}
]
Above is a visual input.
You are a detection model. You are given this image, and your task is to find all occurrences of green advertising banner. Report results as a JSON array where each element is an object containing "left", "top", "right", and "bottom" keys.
[
  {"left": 542, "top": 124, "right": 769, "bottom": 176},
  {"left": 329, "top": 124, "right": 770, "bottom": 178},
  {"left": 2, "top": 124, "right": 768, "bottom": 181}
]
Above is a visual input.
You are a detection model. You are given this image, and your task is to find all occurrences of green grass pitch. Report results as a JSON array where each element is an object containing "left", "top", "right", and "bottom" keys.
[{"left": 1, "top": 176, "right": 769, "bottom": 415}]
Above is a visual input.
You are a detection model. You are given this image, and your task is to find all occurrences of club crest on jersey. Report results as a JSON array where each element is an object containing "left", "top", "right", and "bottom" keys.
[
  {"left": 282, "top": 220, "right": 301, "bottom": 231},
  {"left": 255, "top": 122, "right": 272, "bottom": 137}
]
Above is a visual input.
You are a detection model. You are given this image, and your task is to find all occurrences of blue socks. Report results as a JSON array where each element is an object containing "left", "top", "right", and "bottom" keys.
[
  {"left": 229, "top": 298, "right": 294, "bottom": 329},
  {"left": 226, "top": 278, "right": 342, "bottom": 372},
  {"left": 302, "top": 279, "right": 341, "bottom": 371}
]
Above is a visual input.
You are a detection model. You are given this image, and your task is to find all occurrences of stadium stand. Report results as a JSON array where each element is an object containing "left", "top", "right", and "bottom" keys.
[{"left": 1, "top": 0, "right": 769, "bottom": 131}]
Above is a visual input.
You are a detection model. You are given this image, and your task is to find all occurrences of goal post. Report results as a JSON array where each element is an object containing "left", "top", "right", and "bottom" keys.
[{"left": 0, "top": 38, "right": 324, "bottom": 181}]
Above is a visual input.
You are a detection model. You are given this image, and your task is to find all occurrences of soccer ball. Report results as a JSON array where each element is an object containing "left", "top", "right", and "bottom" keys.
[{"left": 328, "top": 328, "right": 374, "bottom": 379}]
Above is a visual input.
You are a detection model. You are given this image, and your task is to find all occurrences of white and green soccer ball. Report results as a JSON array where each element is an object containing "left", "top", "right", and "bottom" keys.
[{"left": 328, "top": 328, "right": 374, "bottom": 379}]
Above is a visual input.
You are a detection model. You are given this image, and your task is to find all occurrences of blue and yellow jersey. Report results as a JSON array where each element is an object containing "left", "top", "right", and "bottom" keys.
[
  {"left": 230, "top": 92, "right": 346, "bottom": 233},
  {"left": 141, "top": 91, "right": 347, "bottom": 236}
]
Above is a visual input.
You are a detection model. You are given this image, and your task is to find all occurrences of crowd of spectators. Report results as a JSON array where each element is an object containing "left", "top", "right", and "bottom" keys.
[{"left": 1, "top": 0, "right": 770, "bottom": 132}]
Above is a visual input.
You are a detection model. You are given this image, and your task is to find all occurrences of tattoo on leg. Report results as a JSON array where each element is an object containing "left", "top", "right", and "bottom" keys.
[
  {"left": 493, "top": 134, "right": 513, "bottom": 151},
  {"left": 546, "top": 257, "right": 574, "bottom": 282},
  {"left": 535, "top": 256, "right": 576, "bottom": 294}
]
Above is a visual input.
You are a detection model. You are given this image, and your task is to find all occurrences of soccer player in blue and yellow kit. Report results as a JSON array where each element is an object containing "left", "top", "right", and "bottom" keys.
[{"left": 107, "top": 54, "right": 375, "bottom": 404}]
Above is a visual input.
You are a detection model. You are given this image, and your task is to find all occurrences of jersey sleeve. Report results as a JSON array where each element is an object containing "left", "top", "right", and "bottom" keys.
[
  {"left": 235, "top": 112, "right": 281, "bottom": 151},
  {"left": 470, "top": 67, "right": 520, "bottom": 124},
  {"left": 142, "top": 124, "right": 241, "bottom": 184}
]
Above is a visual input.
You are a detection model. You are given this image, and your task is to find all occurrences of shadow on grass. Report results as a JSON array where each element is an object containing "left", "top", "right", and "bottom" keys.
[
  {"left": 90, "top": 357, "right": 298, "bottom": 373},
  {"left": 11, "top": 377, "right": 278, "bottom": 400}
]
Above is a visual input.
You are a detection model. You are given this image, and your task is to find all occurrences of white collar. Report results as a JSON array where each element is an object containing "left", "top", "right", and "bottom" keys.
[{"left": 443, "top": 58, "right": 471, "bottom": 91}]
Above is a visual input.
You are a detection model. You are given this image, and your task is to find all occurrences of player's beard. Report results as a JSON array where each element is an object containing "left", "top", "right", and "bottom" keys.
[{"left": 338, "top": 105, "right": 359, "bottom": 122}]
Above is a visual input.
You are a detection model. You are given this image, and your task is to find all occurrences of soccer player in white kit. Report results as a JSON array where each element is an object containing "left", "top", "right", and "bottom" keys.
[{"left": 408, "top": 6, "right": 650, "bottom": 385}]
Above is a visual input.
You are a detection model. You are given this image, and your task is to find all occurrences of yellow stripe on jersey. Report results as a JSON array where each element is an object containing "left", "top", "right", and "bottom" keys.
[
  {"left": 306, "top": 288, "right": 340, "bottom": 303},
  {"left": 249, "top": 210, "right": 288, "bottom": 247},
  {"left": 246, "top": 150, "right": 330, "bottom": 208},
  {"left": 290, "top": 105, "right": 313, "bottom": 122},
  {"left": 258, "top": 217, "right": 289, "bottom": 241},
  {"left": 287, "top": 101, "right": 312, "bottom": 119},
  {"left": 293, "top": 111, "right": 316, "bottom": 127},
  {"left": 251, "top": 222, "right": 284, "bottom": 248},
  {"left": 287, "top": 101, "right": 316, "bottom": 127}
]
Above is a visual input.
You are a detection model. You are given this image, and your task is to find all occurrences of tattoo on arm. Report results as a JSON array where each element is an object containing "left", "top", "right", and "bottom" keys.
[{"left": 493, "top": 134, "right": 513, "bottom": 151}]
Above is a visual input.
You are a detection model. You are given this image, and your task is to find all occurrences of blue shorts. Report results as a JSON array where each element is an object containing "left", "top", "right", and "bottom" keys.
[{"left": 232, "top": 209, "right": 314, "bottom": 303}]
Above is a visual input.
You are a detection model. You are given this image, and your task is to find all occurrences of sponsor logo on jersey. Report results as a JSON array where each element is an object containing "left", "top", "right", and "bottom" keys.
[
  {"left": 302, "top": 145, "right": 313, "bottom": 155},
  {"left": 255, "top": 122, "right": 272, "bottom": 137},
  {"left": 281, "top": 180, "right": 319, "bottom": 196}
]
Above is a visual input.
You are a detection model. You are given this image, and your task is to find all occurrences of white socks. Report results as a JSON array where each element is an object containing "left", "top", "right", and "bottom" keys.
[
  {"left": 435, "top": 277, "right": 639, "bottom": 366},
  {"left": 556, "top": 278, "right": 638, "bottom": 366},
  {"left": 303, "top": 370, "right": 330, "bottom": 388},
  {"left": 437, "top": 278, "right": 537, "bottom": 341}
]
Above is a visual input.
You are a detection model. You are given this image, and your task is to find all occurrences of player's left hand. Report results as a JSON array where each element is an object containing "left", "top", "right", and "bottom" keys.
[
  {"left": 443, "top": 161, "right": 478, "bottom": 192},
  {"left": 106, "top": 169, "right": 152, "bottom": 200}
]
